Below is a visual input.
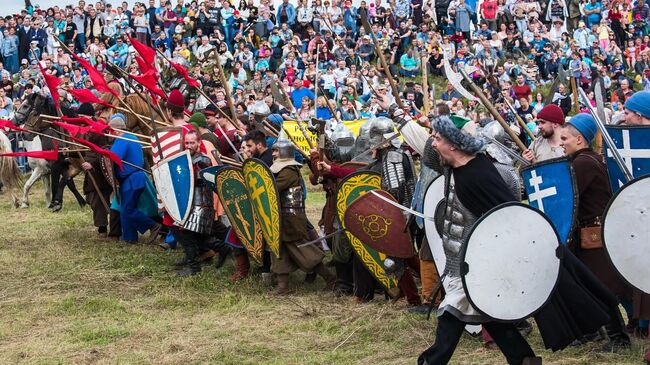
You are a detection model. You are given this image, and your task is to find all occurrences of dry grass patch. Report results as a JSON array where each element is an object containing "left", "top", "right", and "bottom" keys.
[{"left": 0, "top": 177, "right": 646, "bottom": 364}]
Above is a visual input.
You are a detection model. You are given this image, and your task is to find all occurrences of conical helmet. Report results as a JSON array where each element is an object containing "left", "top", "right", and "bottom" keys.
[{"left": 272, "top": 128, "right": 295, "bottom": 161}]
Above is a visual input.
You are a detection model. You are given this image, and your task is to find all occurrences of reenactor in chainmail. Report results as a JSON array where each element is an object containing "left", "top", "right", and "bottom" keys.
[{"left": 310, "top": 124, "right": 357, "bottom": 296}]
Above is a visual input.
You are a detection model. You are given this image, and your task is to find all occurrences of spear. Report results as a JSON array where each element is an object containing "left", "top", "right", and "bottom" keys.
[
  {"left": 34, "top": 47, "right": 109, "bottom": 211},
  {"left": 359, "top": 10, "right": 406, "bottom": 110}
]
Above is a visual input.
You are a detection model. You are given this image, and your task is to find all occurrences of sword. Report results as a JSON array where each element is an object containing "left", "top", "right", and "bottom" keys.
[
  {"left": 594, "top": 82, "right": 607, "bottom": 153},
  {"left": 369, "top": 190, "right": 435, "bottom": 221},
  {"left": 577, "top": 88, "right": 633, "bottom": 182},
  {"left": 296, "top": 228, "right": 346, "bottom": 248}
]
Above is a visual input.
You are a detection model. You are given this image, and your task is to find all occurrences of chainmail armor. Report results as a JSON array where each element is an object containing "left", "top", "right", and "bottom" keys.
[
  {"left": 182, "top": 154, "right": 215, "bottom": 234},
  {"left": 439, "top": 173, "right": 477, "bottom": 277}
]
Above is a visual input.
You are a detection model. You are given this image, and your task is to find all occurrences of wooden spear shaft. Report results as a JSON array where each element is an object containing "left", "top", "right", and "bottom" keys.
[
  {"left": 457, "top": 68, "right": 528, "bottom": 152},
  {"left": 360, "top": 11, "right": 405, "bottom": 110}
]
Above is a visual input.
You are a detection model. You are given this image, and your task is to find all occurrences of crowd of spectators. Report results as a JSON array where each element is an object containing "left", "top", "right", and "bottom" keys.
[{"left": 1, "top": 0, "right": 650, "bottom": 140}]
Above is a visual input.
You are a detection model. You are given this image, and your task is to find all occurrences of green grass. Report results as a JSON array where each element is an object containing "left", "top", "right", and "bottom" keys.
[{"left": 0, "top": 177, "right": 646, "bottom": 364}]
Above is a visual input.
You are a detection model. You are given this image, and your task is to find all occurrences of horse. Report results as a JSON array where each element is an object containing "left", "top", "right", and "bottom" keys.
[
  {"left": 13, "top": 92, "right": 79, "bottom": 208},
  {"left": 0, "top": 129, "right": 23, "bottom": 208}
]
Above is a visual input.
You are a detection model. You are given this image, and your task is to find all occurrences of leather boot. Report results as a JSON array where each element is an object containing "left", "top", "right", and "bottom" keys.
[
  {"left": 230, "top": 251, "right": 250, "bottom": 282},
  {"left": 314, "top": 263, "right": 336, "bottom": 290},
  {"left": 522, "top": 356, "right": 542, "bottom": 365},
  {"left": 274, "top": 274, "right": 291, "bottom": 295},
  {"left": 177, "top": 244, "right": 201, "bottom": 277},
  {"left": 213, "top": 242, "right": 231, "bottom": 270}
]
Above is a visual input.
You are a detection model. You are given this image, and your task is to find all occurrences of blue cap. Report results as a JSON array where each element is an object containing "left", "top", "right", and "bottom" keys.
[
  {"left": 567, "top": 113, "right": 598, "bottom": 143},
  {"left": 268, "top": 114, "right": 283, "bottom": 127},
  {"left": 624, "top": 91, "right": 650, "bottom": 118}
]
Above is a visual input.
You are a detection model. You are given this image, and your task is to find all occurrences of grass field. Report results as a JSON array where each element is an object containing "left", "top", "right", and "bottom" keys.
[{"left": 0, "top": 177, "right": 646, "bottom": 364}]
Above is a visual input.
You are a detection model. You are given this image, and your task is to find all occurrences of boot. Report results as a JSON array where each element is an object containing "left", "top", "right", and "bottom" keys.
[
  {"left": 313, "top": 263, "right": 336, "bottom": 290},
  {"left": 274, "top": 274, "right": 291, "bottom": 295},
  {"left": 199, "top": 249, "right": 215, "bottom": 266},
  {"left": 230, "top": 252, "right": 250, "bottom": 282},
  {"left": 522, "top": 356, "right": 542, "bottom": 365},
  {"left": 213, "top": 242, "right": 231, "bottom": 270},
  {"left": 177, "top": 244, "right": 201, "bottom": 277}
]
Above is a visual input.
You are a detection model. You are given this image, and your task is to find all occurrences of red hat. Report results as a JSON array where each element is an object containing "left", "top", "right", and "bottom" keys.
[
  {"left": 536, "top": 104, "right": 565, "bottom": 125},
  {"left": 167, "top": 89, "right": 185, "bottom": 113}
]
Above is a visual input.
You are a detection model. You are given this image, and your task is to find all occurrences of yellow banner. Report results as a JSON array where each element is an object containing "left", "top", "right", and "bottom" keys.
[{"left": 283, "top": 120, "right": 369, "bottom": 154}]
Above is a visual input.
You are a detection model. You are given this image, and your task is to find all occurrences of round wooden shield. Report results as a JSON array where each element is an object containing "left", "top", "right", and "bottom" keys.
[
  {"left": 461, "top": 203, "right": 561, "bottom": 321},
  {"left": 602, "top": 175, "right": 650, "bottom": 294}
]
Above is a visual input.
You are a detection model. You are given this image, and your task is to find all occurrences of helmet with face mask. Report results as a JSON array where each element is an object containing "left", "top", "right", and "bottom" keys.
[
  {"left": 367, "top": 116, "right": 398, "bottom": 149},
  {"left": 478, "top": 120, "right": 515, "bottom": 165},
  {"left": 326, "top": 123, "right": 356, "bottom": 162}
]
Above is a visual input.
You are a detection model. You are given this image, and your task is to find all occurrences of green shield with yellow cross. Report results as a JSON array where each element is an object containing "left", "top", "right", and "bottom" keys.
[
  {"left": 215, "top": 166, "right": 265, "bottom": 265},
  {"left": 243, "top": 158, "right": 281, "bottom": 258},
  {"left": 336, "top": 171, "right": 399, "bottom": 296}
]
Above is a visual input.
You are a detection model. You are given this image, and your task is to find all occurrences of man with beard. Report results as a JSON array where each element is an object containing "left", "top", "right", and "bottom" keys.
[
  {"left": 168, "top": 130, "right": 215, "bottom": 276},
  {"left": 523, "top": 104, "right": 566, "bottom": 163}
]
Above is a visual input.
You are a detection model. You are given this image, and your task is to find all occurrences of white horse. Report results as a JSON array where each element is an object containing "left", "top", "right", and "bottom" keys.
[
  {"left": 13, "top": 93, "right": 59, "bottom": 208},
  {"left": 0, "top": 130, "right": 22, "bottom": 208},
  {"left": 19, "top": 135, "right": 51, "bottom": 208}
]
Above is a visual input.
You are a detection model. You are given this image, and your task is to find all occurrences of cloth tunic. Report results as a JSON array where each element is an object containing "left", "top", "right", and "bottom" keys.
[
  {"left": 570, "top": 148, "right": 632, "bottom": 300},
  {"left": 270, "top": 164, "right": 325, "bottom": 274}
]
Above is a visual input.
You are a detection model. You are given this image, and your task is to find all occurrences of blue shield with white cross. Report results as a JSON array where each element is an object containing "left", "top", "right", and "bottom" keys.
[
  {"left": 603, "top": 125, "right": 650, "bottom": 192},
  {"left": 520, "top": 157, "right": 577, "bottom": 244}
]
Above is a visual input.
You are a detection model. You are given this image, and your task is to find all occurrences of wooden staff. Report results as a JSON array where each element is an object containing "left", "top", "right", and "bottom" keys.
[
  {"left": 56, "top": 39, "right": 169, "bottom": 129},
  {"left": 457, "top": 67, "right": 528, "bottom": 152},
  {"left": 502, "top": 97, "right": 536, "bottom": 141},
  {"left": 570, "top": 76, "right": 580, "bottom": 114},
  {"left": 420, "top": 51, "right": 431, "bottom": 116},
  {"left": 155, "top": 49, "right": 242, "bottom": 132},
  {"left": 40, "top": 114, "right": 151, "bottom": 139},
  {"left": 272, "top": 77, "right": 316, "bottom": 150},
  {"left": 359, "top": 10, "right": 405, "bottom": 110},
  {"left": 213, "top": 52, "right": 244, "bottom": 130},
  {"left": 105, "top": 60, "right": 172, "bottom": 126}
]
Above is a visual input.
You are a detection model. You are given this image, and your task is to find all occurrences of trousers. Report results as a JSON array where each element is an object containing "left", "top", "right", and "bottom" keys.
[{"left": 418, "top": 312, "right": 535, "bottom": 365}]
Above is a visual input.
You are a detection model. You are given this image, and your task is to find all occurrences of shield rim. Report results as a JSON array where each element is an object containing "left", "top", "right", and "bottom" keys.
[
  {"left": 335, "top": 170, "right": 399, "bottom": 293},
  {"left": 213, "top": 166, "right": 265, "bottom": 265},
  {"left": 423, "top": 175, "right": 446, "bottom": 275},
  {"left": 603, "top": 125, "right": 650, "bottom": 182},
  {"left": 150, "top": 126, "right": 185, "bottom": 161},
  {"left": 601, "top": 174, "right": 650, "bottom": 294},
  {"left": 242, "top": 158, "right": 282, "bottom": 259},
  {"left": 520, "top": 156, "right": 579, "bottom": 245},
  {"left": 460, "top": 202, "right": 562, "bottom": 322},
  {"left": 99, "top": 154, "right": 118, "bottom": 195},
  {"left": 152, "top": 149, "right": 194, "bottom": 225},
  {"left": 343, "top": 189, "right": 414, "bottom": 258}
]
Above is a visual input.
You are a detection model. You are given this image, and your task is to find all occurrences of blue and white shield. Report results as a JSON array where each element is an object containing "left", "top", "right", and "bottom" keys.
[
  {"left": 603, "top": 125, "right": 650, "bottom": 192},
  {"left": 151, "top": 150, "right": 194, "bottom": 225},
  {"left": 520, "top": 157, "right": 577, "bottom": 244}
]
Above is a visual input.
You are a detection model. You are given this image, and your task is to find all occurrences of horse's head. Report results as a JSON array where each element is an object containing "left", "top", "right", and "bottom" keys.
[{"left": 15, "top": 93, "right": 50, "bottom": 132}]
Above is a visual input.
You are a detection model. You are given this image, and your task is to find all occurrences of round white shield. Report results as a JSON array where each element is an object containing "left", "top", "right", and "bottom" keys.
[
  {"left": 603, "top": 176, "right": 650, "bottom": 294},
  {"left": 461, "top": 203, "right": 561, "bottom": 321},
  {"left": 423, "top": 176, "right": 446, "bottom": 273}
]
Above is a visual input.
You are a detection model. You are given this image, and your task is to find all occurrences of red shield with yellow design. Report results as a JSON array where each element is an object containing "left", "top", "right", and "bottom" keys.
[{"left": 343, "top": 190, "right": 414, "bottom": 258}]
